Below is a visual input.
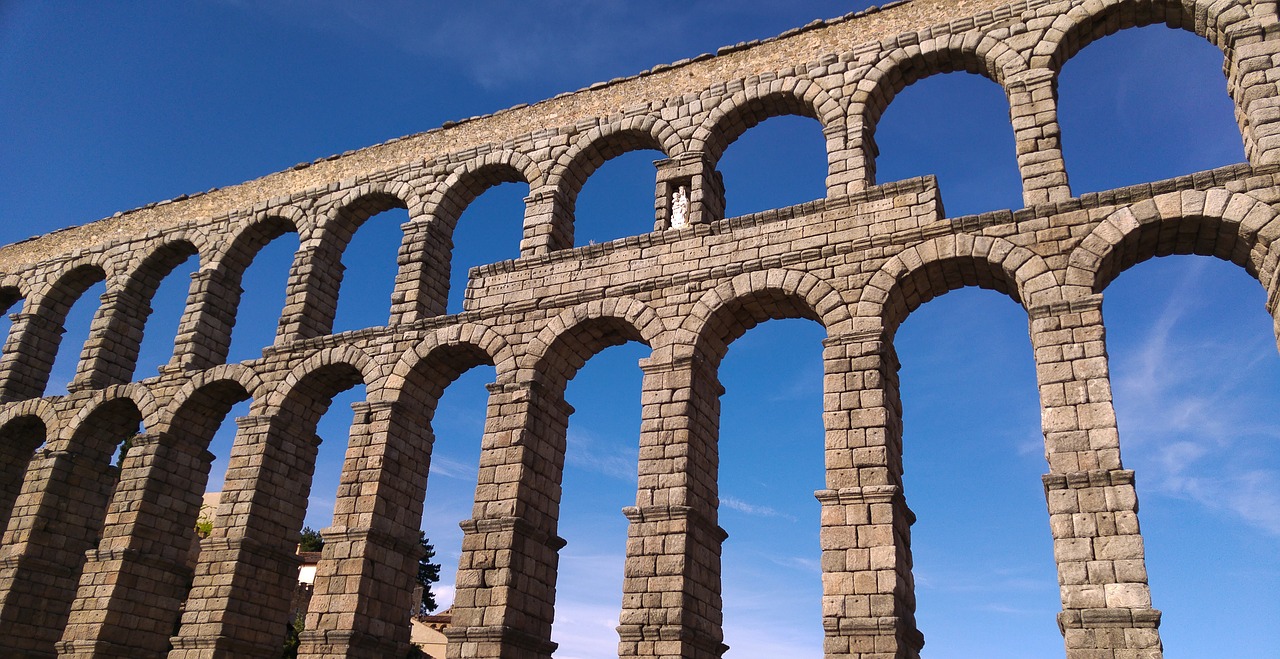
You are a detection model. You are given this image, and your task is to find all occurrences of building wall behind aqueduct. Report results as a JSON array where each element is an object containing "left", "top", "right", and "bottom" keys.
[{"left": 1, "top": 0, "right": 1278, "bottom": 657}]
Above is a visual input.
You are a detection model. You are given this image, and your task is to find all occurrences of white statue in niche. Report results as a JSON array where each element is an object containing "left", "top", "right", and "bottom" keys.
[{"left": 670, "top": 185, "right": 690, "bottom": 229}]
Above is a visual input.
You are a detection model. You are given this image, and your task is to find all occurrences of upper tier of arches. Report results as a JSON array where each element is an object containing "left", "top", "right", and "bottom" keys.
[{"left": 0, "top": 0, "right": 1272, "bottom": 404}]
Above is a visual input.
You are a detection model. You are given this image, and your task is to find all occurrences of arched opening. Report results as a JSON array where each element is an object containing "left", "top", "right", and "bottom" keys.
[
  {"left": 0, "top": 396, "right": 143, "bottom": 657},
  {"left": 895, "top": 288, "right": 1060, "bottom": 656},
  {"left": 874, "top": 71, "right": 1022, "bottom": 215},
  {"left": 415, "top": 362, "right": 494, "bottom": 617},
  {"left": 226, "top": 223, "right": 299, "bottom": 363},
  {"left": 46, "top": 276, "right": 106, "bottom": 395},
  {"left": 552, "top": 340, "right": 645, "bottom": 656},
  {"left": 133, "top": 250, "right": 199, "bottom": 379},
  {"left": 573, "top": 149, "right": 665, "bottom": 246},
  {"left": 1103, "top": 255, "right": 1280, "bottom": 656},
  {"left": 717, "top": 318, "right": 826, "bottom": 656},
  {"left": 172, "top": 361, "right": 375, "bottom": 655},
  {"left": 0, "top": 288, "right": 23, "bottom": 362},
  {"left": 1057, "top": 25, "right": 1242, "bottom": 194},
  {"left": 717, "top": 114, "right": 828, "bottom": 218},
  {"left": 332, "top": 201, "right": 410, "bottom": 333},
  {"left": 127, "top": 380, "right": 254, "bottom": 654},
  {"left": 447, "top": 182, "right": 526, "bottom": 314},
  {"left": 0, "top": 414, "right": 45, "bottom": 537}
]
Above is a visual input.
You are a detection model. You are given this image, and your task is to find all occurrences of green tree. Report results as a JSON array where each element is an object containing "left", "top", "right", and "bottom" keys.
[
  {"left": 281, "top": 610, "right": 303, "bottom": 658},
  {"left": 417, "top": 531, "right": 441, "bottom": 614},
  {"left": 299, "top": 526, "right": 324, "bottom": 552}
]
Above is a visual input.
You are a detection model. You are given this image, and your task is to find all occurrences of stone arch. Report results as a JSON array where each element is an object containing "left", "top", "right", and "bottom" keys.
[
  {"left": 75, "top": 238, "right": 204, "bottom": 387},
  {"left": 267, "top": 345, "right": 386, "bottom": 420},
  {"left": 427, "top": 150, "right": 543, "bottom": 232},
  {"left": 545, "top": 115, "right": 684, "bottom": 219},
  {"left": 692, "top": 75, "right": 846, "bottom": 164},
  {"left": 170, "top": 210, "right": 307, "bottom": 369},
  {"left": 277, "top": 183, "right": 425, "bottom": 340},
  {"left": 523, "top": 297, "right": 665, "bottom": 390},
  {"left": 211, "top": 206, "right": 308, "bottom": 275},
  {"left": 1031, "top": 0, "right": 1253, "bottom": 73},
  {"left": 686, "top": 268, "right": 851, "bottom": 366},
  {"left": 312, "top": 182, "right": 418, "bottom": 255},
  {"left": 857, "top": 234, "right": 1060, "bottom": 339},
  {"left": 159, "top": 364, "right": 264, "bottom": 436},
  {"left": 382, "top": 322, "right": 516, "bottom": 409},
  {"left": 850, "top": 33, "right": 1027, "bottom": 187},
  {"left": 387, "top": 152, "right": 544, "bottom": 313},
  {"left": 66, "top": 384, "right": 160, "bottom": 444},
  {"left": 1065, "top": 190, "right": 1280, "bottom": 299},
  {"left": 0, "top": 260, "right": 109, "bottom": 398},
  {"left": 0, "top": 398, "right": 56, "bottom": 535}
]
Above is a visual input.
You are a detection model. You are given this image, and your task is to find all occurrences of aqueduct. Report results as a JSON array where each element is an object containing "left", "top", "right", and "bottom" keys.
[{"left": 1, "top": 0, "right": 1278, "bottom": 656}]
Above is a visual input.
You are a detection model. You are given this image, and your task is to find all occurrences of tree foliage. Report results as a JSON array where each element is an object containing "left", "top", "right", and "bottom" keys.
[
  {"left": 299, "top": 526, "right": 325, "bottom": 552},
  {"left": 417, "top": 531, "right": 441, "bottom": 614}
]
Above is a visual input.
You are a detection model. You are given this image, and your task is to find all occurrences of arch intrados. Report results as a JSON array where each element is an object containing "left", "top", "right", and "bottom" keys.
[
  {"left": 858, "top": 235, "right": 1058, "bottom": 339},
  {"left": 686, "top": 269, "right": 851, "bottom": 366},
  {"left": 550, "top": 120, "right": 682, "bottom": 208},
  {"left": 127, "top": 239, "right": 201, "bottom": 291},
  {"left": 388, "top": 324, "right": 515, "bottom": 406},
  {"left": 524, "top": 299, "right": 663, "bottom": 388},
  {"left": 67, "top": 394, "right": 145, "bottom": 459},
  {"left": 269, "top": 346, "right": 384, "bottom": 422},
  {"left": 215, "top": 213, "right": 302, "bottom": 274},
  {"left": 430, "top": 159, "right": 536, "bottom": 231},
  {"left": 1033, "top": 0, "right": 1245, "bottom": 73},
  {"left": 1068, "top": 193, "right": 1278, "bottom": 295},
  {"left": 697, "top": 87, "right": 835, "bottom": 164},
  {"left": 855, "top": 39, "right": 1020, "bottom": 136}
]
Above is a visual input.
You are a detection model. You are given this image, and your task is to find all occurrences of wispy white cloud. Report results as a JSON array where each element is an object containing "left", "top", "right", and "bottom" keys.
[
  {"left": 427, "top": 454, "right": 479, "bottom": 481},
  {"left": 565, "top": 428, "right": 639, "bottom": 483},
  {"left": 1110, "top": 261, "right": 1280, "bottom": 537},
  {"left": 720, "top": 495, "right": 796, "bottom": 521}
]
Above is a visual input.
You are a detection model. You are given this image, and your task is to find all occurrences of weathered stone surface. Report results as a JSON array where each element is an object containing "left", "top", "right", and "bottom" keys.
[{"left": 1, "top": 0, "right": 1278, "bottom": 657}]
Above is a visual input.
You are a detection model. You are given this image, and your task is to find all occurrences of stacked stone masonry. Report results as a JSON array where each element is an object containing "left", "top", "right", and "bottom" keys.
[{"left": 0, "top": 0, "right": 1278, "bottom": 656}]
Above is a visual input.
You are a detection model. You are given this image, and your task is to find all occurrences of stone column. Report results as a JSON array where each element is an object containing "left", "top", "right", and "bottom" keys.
[
  {"left": 1028, "top": 296, "right": 1162, "bottom": 658},
  {"left": 276, "top": 245, "right": 342, "bottom": 344},
  {"left": 824, "top": 123, "right": 863, "bottom": 198},
  {"left": 0, "top": 433, "right": 122, "bottom": 657},
  {"left": 617, "top": 354, "right": 727, "bottom": 659},
  {"left": 843, "top": 116, "right": 877, "bottom": 193},
  {"left": 298, "top": 400, "right": 435, "bottom": 659},
  {"left": 389, "top": 220, "right": 452, "bottom": 324},
  {"left": 58, "top": 431, "right": 211, "bottom": 659},
  {"left": 446, "top": 379, "right": 570, "bottom": 659},
  {"left": 168, "top": 413, "right": 320, "bottom": 659},
  {"left": 168, "top": 269, "right": 243, "bottom": 371},
  {"left": 1228, "top": 22, "right": 1280, "bottom": 167},
  {"left": 814, "top": 331, "right": 922, "bottom": 659},
  {"left": 1006, "top": 69, "right": 1071, "bottom": 206},
  {"left": 653, "top": 152, "right": 724, "bottom": 230},
  {"left": 520, "top": 188, "right": 575, "bottom": 256},
  {"left": 0, "top": 310, "right": 67, "bottom": 402},
  {"left": 72, "top": 289, "right": 152, "bottom": 390}
]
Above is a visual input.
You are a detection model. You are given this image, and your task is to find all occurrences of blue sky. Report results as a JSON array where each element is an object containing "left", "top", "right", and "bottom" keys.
[{"left": 1, "top": 2, "right": 1277, "bottom": 658}]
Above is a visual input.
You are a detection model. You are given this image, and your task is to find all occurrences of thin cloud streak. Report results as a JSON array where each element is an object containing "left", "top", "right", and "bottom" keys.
[{"left": 1111, "top": 260, "right": 1280, "bottom": 536}]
